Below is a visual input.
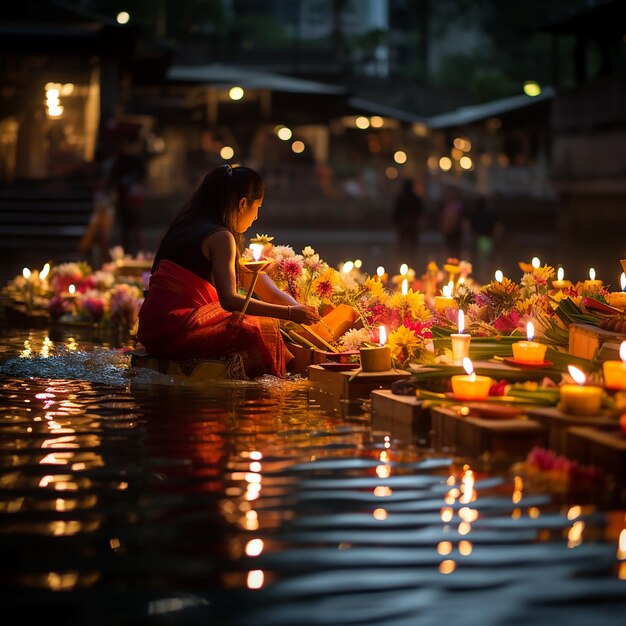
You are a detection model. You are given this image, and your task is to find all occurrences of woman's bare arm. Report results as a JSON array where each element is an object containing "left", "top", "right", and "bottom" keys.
[{"left": 203, "top": 231, "right": 319, "bottom": 324}]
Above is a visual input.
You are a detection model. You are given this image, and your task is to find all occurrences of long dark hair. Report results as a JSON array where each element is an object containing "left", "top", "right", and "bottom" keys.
[{"left": 153, "top": 164, "right": 264, "bottom": 271}]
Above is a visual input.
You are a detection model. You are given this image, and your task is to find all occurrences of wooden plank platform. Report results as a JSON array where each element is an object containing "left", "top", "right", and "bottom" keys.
[
  {"left": 566, "top": 427, "right": 626, "bottom": 481},
  {"left": 307, "top": 365, "right": 410, "bottom": 401},
  {"left": 430, "top": 405, "right": 546, "bottom": 459},
  {"left": 526, "top": 407, "right": 617, "bottom": 455},
  {"left": 370, "top": 389, "right": 431, "bottom": 440}
]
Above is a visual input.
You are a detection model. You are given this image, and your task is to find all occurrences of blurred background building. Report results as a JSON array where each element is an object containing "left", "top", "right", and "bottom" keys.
[{"left": 0, "top": 0, "right": 624, "bottom": 285}]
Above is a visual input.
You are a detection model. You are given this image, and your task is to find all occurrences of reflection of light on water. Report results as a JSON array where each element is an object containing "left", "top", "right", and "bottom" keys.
[
  {"left": 438, "top": 559, "right": 456, "bottom": 574},
  {"left": 245, "top": 538, "right": 264, "bottom": 557},
  {"left": 458, "top": 506, "right": 478, "bottom": 523},
  {"left": 528, "top": 507, "right": 540, "bottom": 519},
  {"left": 373, "top": 508, "right": 387, "bottom": 520},
  {"left": 460, "top": 466, "right": 475, "bottom": 504},
  {"left": 39, "top": 336, "right": 53, "bottom": 357},
  {"left": 568, "top": 520, "right": 585, "bottom": 548},
  {"left": 247, "top": 569, "right": 264, "bottom": 589},
  {"left": 459, "top": 540, "right": 473, "bottom": 556},
  {"left": 249, "top": 461, "right": 262, "bottom": 473},
  {"left": 437, "top": 541, "right": 452, "bottom": 555},
  {"left": 244, "top": 510, "right": 258, "bottom": 531},
  {"left": 383, "top": 435, "right": 390, "bottom": 449},
  {"left": 458, "top": 521, "right": 471, "bottom": 535},
  {"left": 567, "top": 505, "right": 582, "bottom": 520},
  {"left": 445, "top": 487, "right": 460, "bottom": 504},
  {"left": 511, "top": 476, "right": 524, "bottom": 512},
  {"left": 440, "top": 507, "right": 453, "bottom": 523},
  {"left": 20, "top": 340, "right": 31, "bottom": 358},
  {"left": 65, "top": 337, "right": 78, "bottom": 351},
  {"left": 373, "top": 486, "right": 392, "bottom": 497},
  {"left": 47, "top": 571, "right": 80, "bottom": 590},
  {"left": 511, "top": 508, "right": 522, "bottom": 519},
  {"left": 376, "top": 464, "right": 391, "bottom": 478}
]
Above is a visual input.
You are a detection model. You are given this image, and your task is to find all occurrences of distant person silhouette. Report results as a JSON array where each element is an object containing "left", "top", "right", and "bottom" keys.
[
  {"left": 110, "top": 138, "right": 147, "bottom": 255},
  {"left": 392, "top": 178, "right": 423, "bottom": 266}
]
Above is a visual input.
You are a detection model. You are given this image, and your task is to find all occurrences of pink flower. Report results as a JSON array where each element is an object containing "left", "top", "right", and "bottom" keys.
[
  {"left": 47, "top": 295, "right": 71, "bottom": 320},
  {"left": 281, "top": 258, "right": 303, "bottom": 280},
  {"left": 493, "top": 310, "right": 521, "bottom": 332},
  {"left": 314, "top": 280, "right": 334, "bottom": 299}
]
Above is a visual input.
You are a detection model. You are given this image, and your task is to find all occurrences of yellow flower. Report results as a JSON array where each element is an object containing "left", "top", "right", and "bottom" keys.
[
  {"left": 389, "top": 289, "right": 432, "bottom": 321},
  {"left": 364, "top": 277, "right": 388, "bottom": 303},
  {"left": 387, "top": 325, "right": 423, "bottom": 364}
]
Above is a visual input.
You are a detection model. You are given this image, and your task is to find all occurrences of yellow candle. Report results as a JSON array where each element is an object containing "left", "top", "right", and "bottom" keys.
[
  {"left": 560, "top": 365, "right": 604, "bottom": 416},
  {"left": 360, "top": 325, "right": 392, "bottom": 371},
  {"left": 434, "top": 281, "right": 458, "bottom": 314},
  {"left": 583, "top": 267, "right": 603, "bottom": 289},
  {"left": 451, "top": 358, "right": 493, "bottom": 400},
  {"left": 512, "top": 322, "right": 547, "bottom": 364},
  {"left": 552, "top": 267, "right": 572, "bottom": 291},
  {"left": 450, "top": 310, "right": 471, "bottom": 365},
  {"left": 606, "top": 273, "right": 626, "bottom": 309},
  {"left": 603, "top": 341, "right": 626, "bottom": 390}
]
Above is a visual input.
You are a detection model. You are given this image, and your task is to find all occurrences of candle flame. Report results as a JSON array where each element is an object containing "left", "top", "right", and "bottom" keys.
[
  {"left": 377, "top": 266, "right": 385, "bottom": 277},
  {"left": 526, "top": 321, "right": 534, "bottom": 342},
  {"left": 22, "top": 267, "right": 31, "bottom": 279},
  {"left": 458, "top": 309, "right": 465, "bottom": 334},
  {"left": 249, "top": 243, "right": 263, "bottom": 261},
  {"left": 379, "top": 325, "right": 387, "bottom": 346},
  {"left": 494, "top": 269, "right": 503, "bottom": 282},
  {"left": 399, "top": 263, "right": 408, "bottom": 276},
  {"left": 589, "top": 267, "right": 596, "bottom": 281},
  {"left": 342, "top": 261, "right": 354, "bottom": 274},
  {"left": 621, "top": 273, "right": 626, "bottom": 291},
  {"left": 568, "top": 365, "right": 586, "bottom": 385},
  {"left": 40, "top": 263, "right": 50, "bottom": 280},
  {"left": 462, "top": 357, "right": 474, "bottom": 376},
  {"left": 531, "top": 257, "right": 540, "bottom": 269},
  {"left": 401, "top": 278, "right": 408, "bottom": 295},
  {"left": 620, "top": 341, "right": 626, "bottom": 362},
  {"left": 557, "top": 267, "right": 564, "bottom": 282},
  {"left": 442, "top": 281, "right": 453, "bottom": 298},
  {"left": 68, "top": 284, "right": 76, "bottom": 295}
]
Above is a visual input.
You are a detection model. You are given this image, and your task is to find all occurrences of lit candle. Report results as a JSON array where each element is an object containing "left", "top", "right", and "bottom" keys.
[
  {"left": 243, "top": 243, "right": 272, "bottom": 272},
  {"left": 434, "top": 281, "right": 458, "bottom": 314},
  {"left": 375, "top": 265, "right": 387, "bottom": 283},
  {"left": 560, "top": 365, "right": 604, "bottom": 416},
  {"left": 584, "top": 267, "right": 603, "bottom": 289},
  {"left": 606, "top": 273, "right": 626, "bottom": 310},
  {"left": 603, "top": 341, "right": 626, "bottom": 390},
  {"left": 239, "top": 245, "right": 273, "bottom": 320},
  {"left": 552, "top": 267, "right": 572, "bottom": 291},
  {"left": 401, "top": 278, "right": 408, "bottom": 295},
  {"left": 360, "top": 325, "right": 392, "bottom": 372},
  {"left": 531, "top": 256, "right": 541, "bottom": 269},
  {"left": 451, "top": 357, "right": 493, "bottom": 401},
  {"left": 494, "top": 269, "right": 503, "bottom": 283},
  {"left": 450, "top": 309, "right": 471, "bottom": 365},
  {"left": 512, "top": 321, "right": 547, "bottom": 364}
]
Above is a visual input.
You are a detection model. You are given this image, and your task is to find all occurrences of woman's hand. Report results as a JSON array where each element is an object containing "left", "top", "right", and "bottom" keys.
[{"left": 289, "top": 304, "right": 320, "bottom": 325}]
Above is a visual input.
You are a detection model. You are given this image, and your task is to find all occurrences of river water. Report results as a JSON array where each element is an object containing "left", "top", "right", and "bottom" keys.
[{"left": 1, "top": 326, "right": 625, "bottom": 625}]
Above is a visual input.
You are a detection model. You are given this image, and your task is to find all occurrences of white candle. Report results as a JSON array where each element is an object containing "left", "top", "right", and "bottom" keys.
[{"left": 451, "top": 310, "right": 471, "bottom": 365}]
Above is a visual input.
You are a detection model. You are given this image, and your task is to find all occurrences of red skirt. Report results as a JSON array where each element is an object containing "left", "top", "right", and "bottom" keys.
[{"left": 137, "top": 259, "right": 288, "bottom": 377}]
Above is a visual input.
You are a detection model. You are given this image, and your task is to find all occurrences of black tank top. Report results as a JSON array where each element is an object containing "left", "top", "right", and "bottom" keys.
[{"left": 154, "top": 216, "right": 227, "bottom": 280}]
